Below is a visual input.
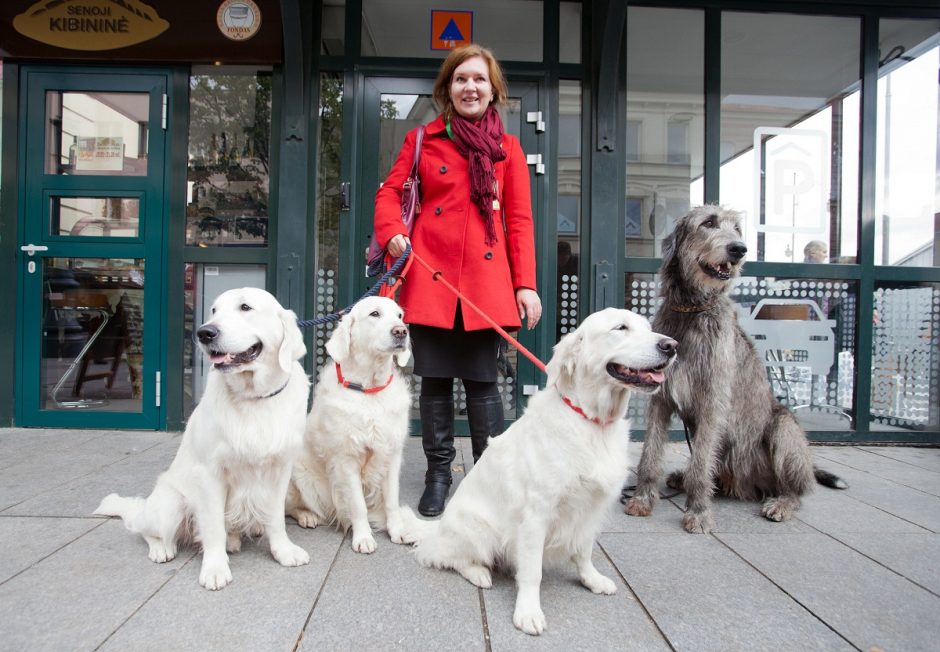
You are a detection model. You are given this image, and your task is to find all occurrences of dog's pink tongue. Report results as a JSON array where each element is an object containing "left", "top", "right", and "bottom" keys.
[
  {"left": 641, "top": 370, "right": 665, "bottom": 384},
  {"left": 210, "top": 352, "right": 234, "bottom": 365}
]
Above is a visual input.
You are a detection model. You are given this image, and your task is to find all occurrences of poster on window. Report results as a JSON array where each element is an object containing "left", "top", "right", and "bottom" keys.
[{"left": 75, "top": 137, "right": 124, "bottom": 172}]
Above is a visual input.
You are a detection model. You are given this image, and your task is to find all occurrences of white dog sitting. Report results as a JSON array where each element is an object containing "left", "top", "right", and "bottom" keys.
[
  {"left": 287, "top": 296, "right": 419, "bottom": 553},
  {"left": 95, "top": 287, "right": 311, "bottom": 590},
  {"left": 413, "top": 308, "right": 677, "bottom": 635}
]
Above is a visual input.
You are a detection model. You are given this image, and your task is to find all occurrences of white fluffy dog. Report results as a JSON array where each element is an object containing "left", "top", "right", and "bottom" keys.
[
  {"left": 413, "top": 308, "right": 677, "bottom": 635},
  {"left": 95, "top": 287, "right": 311, "bottom": 590},
  {"left": 287, "top": 296, "right": 418, "bottom": 553}
]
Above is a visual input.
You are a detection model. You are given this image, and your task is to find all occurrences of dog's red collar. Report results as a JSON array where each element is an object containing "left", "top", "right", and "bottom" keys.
[
  {"left": 557, "top": 389, "right": 617, "bottom": 426},
  {"left": 335, "top": 362, "right": 394, "bottom": 394}
]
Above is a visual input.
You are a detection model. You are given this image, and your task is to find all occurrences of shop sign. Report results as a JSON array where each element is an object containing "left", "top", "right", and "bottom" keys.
[
  {"left": 430, "top": 10, "right": 472, "bottom": 51},
  {"left": 217, "top": 0, "right": 262, "bottom": 42},
  {"left": 13, "top": 0, "right": 169, "bottom": 51}
]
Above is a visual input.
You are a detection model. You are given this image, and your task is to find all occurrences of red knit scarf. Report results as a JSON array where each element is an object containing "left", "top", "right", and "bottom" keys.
[{"left": 448, "top": 106, "right": 507, "bottom": 245}]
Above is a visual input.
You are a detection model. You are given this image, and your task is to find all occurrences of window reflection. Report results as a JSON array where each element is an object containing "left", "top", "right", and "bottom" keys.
[
  {"left": 185, "top": 67, "right": 272, "bottom": 247},
  {"left": 876, "top": 19, "right": 940, "bottom": 267},
  {"left": 625, "top": 7, "right": 705, "bottom": 258},
  {"left": 558, "top": 81, "right": 582, "bottom": 342},
  {"left": 719, "top": 12, "right": 860, "bottom": 264}
]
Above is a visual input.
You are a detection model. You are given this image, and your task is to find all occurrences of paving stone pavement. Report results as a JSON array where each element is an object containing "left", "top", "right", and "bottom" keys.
[{"left": 0, "top": 428, "right": 938, "bottom": 651}]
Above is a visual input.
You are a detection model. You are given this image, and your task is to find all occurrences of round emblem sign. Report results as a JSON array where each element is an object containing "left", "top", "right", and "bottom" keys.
[{"left": 217, "top": 0, "right": 261, "bottom": 41}]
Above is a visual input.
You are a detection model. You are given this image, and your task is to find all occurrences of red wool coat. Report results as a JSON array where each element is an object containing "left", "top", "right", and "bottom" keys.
[{"left": 373, "top": 115, "right": 537, "bottom": 331}]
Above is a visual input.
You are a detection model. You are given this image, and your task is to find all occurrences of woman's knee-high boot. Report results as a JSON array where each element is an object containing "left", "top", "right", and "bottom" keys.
[
  {"left": 467, "top": 394, "right": 504, "bottom": 464},
  {"left": 418, "top": 396, "right": 456, "bottom": 517}
]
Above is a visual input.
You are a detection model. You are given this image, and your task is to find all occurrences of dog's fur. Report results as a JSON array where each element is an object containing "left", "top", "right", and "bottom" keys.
[
  {"left": 413, "top": 308, "right": 677, "bottom": 635},
  {"left": 286, "top": 297, "right": 420, "bottom": 553},
  {"left": 95, "top": 287, "right": 310, "bottom": 590},
  {"left": 625, "top": 205, "right": 847, "bottom": 534}
]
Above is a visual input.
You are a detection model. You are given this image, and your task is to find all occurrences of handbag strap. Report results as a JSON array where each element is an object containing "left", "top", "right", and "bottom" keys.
[{"left": 410, "top": 125, "right": 425, "bottom": 176}]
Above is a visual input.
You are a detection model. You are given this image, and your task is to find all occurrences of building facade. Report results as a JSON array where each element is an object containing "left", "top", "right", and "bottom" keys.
[{"left": 0, "top": 0, "right": 937, "bottom": 442}]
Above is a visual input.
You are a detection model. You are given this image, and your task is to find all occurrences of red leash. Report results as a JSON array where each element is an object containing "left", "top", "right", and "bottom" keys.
[{"left": 385, "top": 249, "right": 547, "bottom": 374}]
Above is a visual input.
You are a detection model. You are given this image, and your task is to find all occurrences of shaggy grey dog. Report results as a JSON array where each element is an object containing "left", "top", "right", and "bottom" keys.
[{"left": 624, "top": 205, "right": 847, "bottom": 533}]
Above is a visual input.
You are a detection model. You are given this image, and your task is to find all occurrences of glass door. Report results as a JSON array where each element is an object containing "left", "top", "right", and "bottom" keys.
[
  {"left": 17, "top": 69, "right": 167, "bottom": 428},
  {"left": 354, "top": 76, "right": 546, "bottom": 424}
]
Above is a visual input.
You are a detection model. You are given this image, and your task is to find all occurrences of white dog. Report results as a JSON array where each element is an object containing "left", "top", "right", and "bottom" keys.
[
  {"left": 286, "top": 296, "right": 418, "bottom": 554},
  {"left": 413, "top": 308, "right": 677, "bottom": 635},
  {"left": 95, "top": 287, "right": 311, "bottom": 590}
]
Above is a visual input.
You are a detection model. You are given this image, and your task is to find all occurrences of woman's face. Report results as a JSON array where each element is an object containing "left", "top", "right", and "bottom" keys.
[{"left": 449, "top": 56, "right": 493, "bottom": 121}]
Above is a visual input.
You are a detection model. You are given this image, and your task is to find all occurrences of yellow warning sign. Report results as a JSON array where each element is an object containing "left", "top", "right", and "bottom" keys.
[{"left": 430, "top": 10, "right": 472, "bottom": 51}]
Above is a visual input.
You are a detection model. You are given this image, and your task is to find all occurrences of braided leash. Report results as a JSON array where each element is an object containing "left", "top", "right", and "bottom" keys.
[{"left": 296, "top": 245, "right": 413, "bottom": 329}]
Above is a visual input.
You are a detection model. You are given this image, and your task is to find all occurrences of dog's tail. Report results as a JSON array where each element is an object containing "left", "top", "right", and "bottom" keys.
[
  {"left": 814, "top": 466, "right": 849, "bottom": 490},
  {"left": 94, "top": 493, "right": 148, "bottom": 531}
]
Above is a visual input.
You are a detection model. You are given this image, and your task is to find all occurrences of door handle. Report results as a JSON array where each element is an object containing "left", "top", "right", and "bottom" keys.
[
  {"left": 20, "top": 244, "right": 49, "bottom": 256},
  {"left": 340, "top": 181, "right": 351, "bottom": 211}
]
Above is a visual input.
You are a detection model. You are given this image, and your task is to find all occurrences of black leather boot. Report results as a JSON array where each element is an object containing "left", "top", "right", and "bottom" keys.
[
  {"left": 467, "top": 394, "right": 505, "bottom": 464},
  {"left": 418, "top": 396, "right": 456, "bottom": 517}
]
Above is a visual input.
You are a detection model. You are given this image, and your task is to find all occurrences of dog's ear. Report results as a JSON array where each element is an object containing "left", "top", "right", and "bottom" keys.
[
  {"left": 278, "top": 308, "right": 307, "bottom": 372},
  {"left": 325, "top": 314, "right": 352, "bottom": 363},
  {"left": 546, "top": 328, "right": 581, "bottom": 387}
]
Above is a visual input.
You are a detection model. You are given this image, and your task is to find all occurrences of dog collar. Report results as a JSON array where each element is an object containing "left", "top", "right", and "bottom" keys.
[
  {"left": 257, "top": 378, "right": 290, "bottom": 400},
  {"left": 557, "top": 388, "right": 616, "bottom": 426},
  {"left": 335, "top": 362, "right": 394, "bottom": 394},
  {"left": 671, "top": 302, "right": 715, "bottom": 313}
]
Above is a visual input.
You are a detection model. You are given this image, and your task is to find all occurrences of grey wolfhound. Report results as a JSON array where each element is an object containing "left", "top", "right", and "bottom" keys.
[{"left": 624, "top": 205, "right": 847, "bottom": 534}]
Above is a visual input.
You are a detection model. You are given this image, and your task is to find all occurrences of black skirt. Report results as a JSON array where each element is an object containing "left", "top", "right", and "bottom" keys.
[{"left": 410, "top": 303, "right": 500, "bottom": 382}]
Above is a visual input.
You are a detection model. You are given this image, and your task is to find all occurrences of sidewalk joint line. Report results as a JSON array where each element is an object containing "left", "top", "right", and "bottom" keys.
[{"left": 292, "top": 531, "right": 346, "bottom": 652}]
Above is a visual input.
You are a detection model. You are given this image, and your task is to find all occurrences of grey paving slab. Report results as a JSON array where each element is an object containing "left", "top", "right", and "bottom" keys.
[
  {"left": 0, "top": 432, "right": 171, "bottom": 512},
  {"left": 100, "top": 524, "right": 341, "bottom": 652},
  {"left": 0, "top": 519, "right": 196, "bottom": 652},
  {"left": 815, "top": 446, "right": 940, "bottom": 497},
  {"left": 0, "top": 428, "right": 103, "bottom": 470},
  {"left": 298, "top": 529, "right": 484, "bottom": 650},
  {"left": 0, "top": 516, "right": 102, "bottom": 584},
  {"left": 794, "top": 475, "right": 931, "bottom": 534},
  {"left": 3, "top": 439, "right": 180, "bottom": 517},
  {"left": 484, "top": 548, "right": 671, "bottom": 650},
  {"left": 600, "top": 532, "right": 854, "bottom": 651},
  {"left": 804, "top": 458, "right": 940, "bottom": 532},
  {"left": 832, "top": 532, "right": 940, "bottom": 596},
  {"left": 859, "top": 445, "right": 940, "bottom": 473},
  {"left": 719, "top": 532, "right": 940, "bottom": 651}
]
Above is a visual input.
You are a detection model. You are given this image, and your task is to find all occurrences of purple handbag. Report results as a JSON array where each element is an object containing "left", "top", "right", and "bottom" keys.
[{"left": 366, "top": 125, "right": 425, "bottom": 277}]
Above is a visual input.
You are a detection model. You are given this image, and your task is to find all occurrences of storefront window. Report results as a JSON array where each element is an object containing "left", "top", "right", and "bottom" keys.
[
  {"left": 321, "top": 0, "right": 345, "bottom": 55},
  {"left": 719, "top": 13, "right": 860, "bottom": 264},
  {"left": 182, "top": 263, "right": 266, "bottom": 417},
  {"left": 876, "top": 19, "right": 940, "bottom": 267},
  {"left": 557, "top": 80, "right": 582, "bottom": 341},
  {"left": 626, "top": 7, "right": 705, "bottom": 258},
  {"left": 360, "top": 0, "right": 543, "bottom": 61},
  {"left": 625, "top": 272, "right": 857, "bottom": 432},
  {"left": 185, "top": 67, "right": 273, "bottom": 248},
  {"left": 314, "top": 73, "right": 345, "bottom": 376},
  {"left": 560, "top": 2, "right": 581, "bottom": 64}
]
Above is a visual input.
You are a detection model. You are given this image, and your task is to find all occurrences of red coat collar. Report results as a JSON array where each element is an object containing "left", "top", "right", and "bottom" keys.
[{"left": 425, "top": 114, "right": 447, "bottom": 136}]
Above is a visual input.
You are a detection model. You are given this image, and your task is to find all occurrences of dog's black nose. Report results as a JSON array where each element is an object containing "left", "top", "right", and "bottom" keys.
[
  {"left": 197, "top": 324, "right": 220, "bottom": 344},
  {"left": 658, "top": 338, "right": 678, "bottom": 357},
  {"left": 727, "top": 241, "right": 748, "bottom": 262},
  {"left": 392, "top": 325, "right": 408, "bottom": 340}
]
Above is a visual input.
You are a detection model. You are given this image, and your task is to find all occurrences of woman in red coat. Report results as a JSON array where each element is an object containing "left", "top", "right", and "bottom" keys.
[{"left": 374, "top": 44, "right": 541, "bottom": 516}]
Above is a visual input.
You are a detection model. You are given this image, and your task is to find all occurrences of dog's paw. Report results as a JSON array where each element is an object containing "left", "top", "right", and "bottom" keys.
[
  {"left": 272, "top": 542, "right": 310, "bottom": 567},
  {"left": 226, "top": 532, "right": 242, "bottom": 553},
  {"left": 352, "top": 533, "right": 377, "bottom": 554},
  {"left": 762, "top": 496, "right": 799, "bottom": 522},
  {"left": 624, "top": 496, "right": 653, "bottom": 517},
  {"left": 199, "top": 558, "right": 233, "bottom": 591},
  {"left": 291, "top": 509, "right": 320, "bottom": 529},
  {"left": 459, "top": 564, "right": 492, "bottom": 589},
  {"left": 666, "top": 470, "right": 685, "bottom": 491},
  {"left": 513, "top": 602, "right": 547, "bottom": 636},
  {"left": 146, "top": 538, "right": 176, "bottom": 563},
  {"left": 682, "top": 510, "right": 714, "bottom": 534},
  {"left": 580, "top": 571, "right": 617, "bottom": 595}
]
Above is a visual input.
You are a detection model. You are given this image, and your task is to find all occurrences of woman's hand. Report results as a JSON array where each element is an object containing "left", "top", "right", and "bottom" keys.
[
  {"left": 516, "top": 288, "right": 542, "bottom": 330},
  {"left": 387, "top": 234, "right": 410, "bottom": 258}
]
